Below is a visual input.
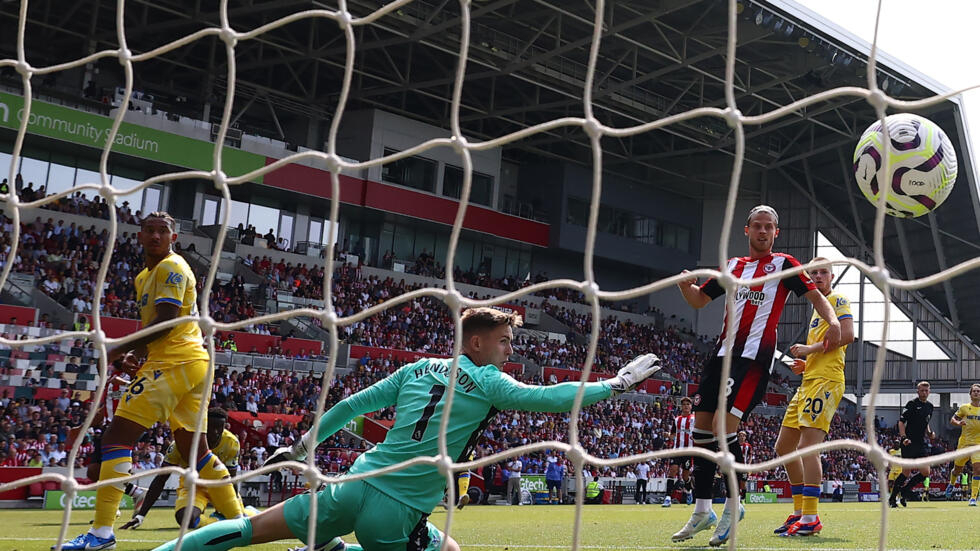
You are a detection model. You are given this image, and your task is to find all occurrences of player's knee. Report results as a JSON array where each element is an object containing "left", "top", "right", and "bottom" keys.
[
  {"left": 174, "top": 507, "right": 201, "bottom": 528},
  {"left": 86, "top": 462, "right": 100, "bottom": 482},
  {"left": 443, "top": 534, "right": 462, "bottom": 551}
]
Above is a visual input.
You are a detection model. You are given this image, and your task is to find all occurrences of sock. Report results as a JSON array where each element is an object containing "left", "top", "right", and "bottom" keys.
[
  {"left": 665, "top": 478, "right": 675, "bottom": 498},
  {"left": 457, "top": 472, "right": 470, "bottom": 500},
  {"left": 691, "top": 429, "right": 718, "bottom": 500},
  {"left": 197, "top": 452, "right": 244, "bottom": 519},
  {"left": 906, "top": 473, "right": 925, "bottom": 495},
  {"left": 802, "top": 484, "right": 820, "bottom": 516},
  {"left": 93, "top": 444, "right": 132, "bottom": 530},
  {"left": 695, "top": 498, "right": 713, "bottom": 514},
  {"left": 724, "top": 432, "right": 746, "bottom": 496},
  {"left": 972, "top": 476, "right": 980, "bottom": 499},
  {"left": 800, "top": 514, "right": 817, "bottom": 523},
  {"left": 890, "top": 474, "right": 907, "bottom": 501},
  {"left": 790, "top": 482, "right": 803, "bottom": 515},
  {"left": 150, "top": 516, "right": 252, "bottom": 551}
]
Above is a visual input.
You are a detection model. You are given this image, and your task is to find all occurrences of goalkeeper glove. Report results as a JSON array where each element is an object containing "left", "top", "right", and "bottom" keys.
[
  {"left": 606, "top": 353, "right": 661, "bottom": 395},
  {"left": 264, "top": 434, "right": 315, "bottom": 468},
  {"left": 120, "top": 514, "right": 144, "bottom": 530}
]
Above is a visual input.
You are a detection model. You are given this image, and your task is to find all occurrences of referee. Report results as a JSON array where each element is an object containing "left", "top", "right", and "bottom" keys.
[{"left": 889, "top": 381, "right": 935, "bottom": 507}]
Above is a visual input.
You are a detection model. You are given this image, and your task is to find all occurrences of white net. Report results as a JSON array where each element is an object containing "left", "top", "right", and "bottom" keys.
[{"left": 1, "top": 0, "right": 979, "bottom": 550}]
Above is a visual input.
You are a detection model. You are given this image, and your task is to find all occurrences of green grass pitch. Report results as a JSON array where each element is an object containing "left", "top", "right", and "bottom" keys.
[{"left": 6, "top": 502, "right": 980, "bottom": 550}]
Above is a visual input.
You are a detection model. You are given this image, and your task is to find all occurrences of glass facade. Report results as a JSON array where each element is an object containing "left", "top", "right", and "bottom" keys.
[
  {"left": 442, "top": 164, "right": 494, "bottom": 207},
  {"left": 381, "top": 147, "right": 437, "bottom": 192},
  {"left": 566, "top": 196, "right": 691, "bottom": 252},
  {"left": 0, "top": 148, "right": 156, "bottom": 210},
  {"left": 374, "top": 220, "right": 531, "bottom": 278}
]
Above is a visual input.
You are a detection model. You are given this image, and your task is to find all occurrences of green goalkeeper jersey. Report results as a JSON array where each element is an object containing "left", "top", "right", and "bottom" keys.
[{"left": 307, "top": 354, "right": 612, "bottom": 513}]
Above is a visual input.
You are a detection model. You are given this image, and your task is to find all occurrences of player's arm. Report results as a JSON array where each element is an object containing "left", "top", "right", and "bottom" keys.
[
  {"left": 951, "top": 406, "right": 967, "bottom": 427},
  {"left": 107, "top": 259, "right": 188, "bottom": 363},
  {"left": 898, "top": 403, "right": 912, "bottom": 445},
  {"left": 266, "top": 365, "right": 406, "bottom": 464},
  {"left": 106, "top": 302, "right": 180, "bottom": 363},
  {"left": 121, "top": 464, "right": 174, "bottom": 529},
  {"left": 489, "top": 354, "right": 660, "bottom": 412},
  {"left": 803, "top": 289, "right": 842, "bottom": 351},
  {"left": 677, "top": 270, "right": 715, "bottom": 309}
]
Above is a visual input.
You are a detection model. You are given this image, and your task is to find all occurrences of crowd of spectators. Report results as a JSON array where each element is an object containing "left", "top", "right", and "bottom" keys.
[
  {"left": 5, "top": 174, "right": 145, "bottom": 226},
  {"left": 0, "top": 213, "right": 262, "bottom": 325},
  {"left": 0, "top": 349, "right": 959, "bottom": 493}
]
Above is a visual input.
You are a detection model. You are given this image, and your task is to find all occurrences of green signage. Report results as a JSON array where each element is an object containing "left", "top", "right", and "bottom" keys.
[
  {"left": 0, "top": 92, "right": 265, "bottom": 181},
  {"left": 746, "top": 492, "right": 778, "bottom": 504},
  {"left": 44, "top": 490, "right": 134, "bottom": 510},
  {"left": 519, "top": 475, "right": 547, "bottom": 493}
]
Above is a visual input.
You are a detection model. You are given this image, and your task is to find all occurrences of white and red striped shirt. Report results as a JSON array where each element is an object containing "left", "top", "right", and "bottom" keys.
[
  {"left": 740, "top": 441, "right": 752, "bottom": 463},
  {"left": 701, "top": 253, "right": 814, "bottom": 365},
  {"left": 673, "top": 413, "right": 695, "bottom": 449},
  {"left": 102, "top": 376, "right": 130, "bottom": 423}
]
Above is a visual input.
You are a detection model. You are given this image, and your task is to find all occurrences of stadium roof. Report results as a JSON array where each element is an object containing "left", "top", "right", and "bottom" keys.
[{"left": 1, "top": 0, "right": 979, "bottom": 353}]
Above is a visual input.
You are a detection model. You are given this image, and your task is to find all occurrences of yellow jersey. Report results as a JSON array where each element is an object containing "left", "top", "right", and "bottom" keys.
[
  {"left": 803, "top": 290, "right": 852, "bottom": 383},
  {"left": 888, "top": 448, "right": 902, "bottom": 477},
  {"left": 954, "top": 403, "right": 980, "bottom": 445},
  {"left": 134, "top": 252, "right": 208, "bottom": 364},
  {"left": 164, "top": 429, "right": 240, "bottom": 469}
]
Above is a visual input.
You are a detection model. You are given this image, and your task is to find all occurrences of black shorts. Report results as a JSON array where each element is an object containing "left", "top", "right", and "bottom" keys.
[
  {"left": 901, "top": 442, "right": 926, "bottom": 459},
  {"left": 692, "top": 355, "right": 770, "bottom": 419},
  {"left": 546, "top": 479, "right": 562, "bottom": 491},
  {"left": 91, "top": 435, "right": 102, "bottom": 464}
]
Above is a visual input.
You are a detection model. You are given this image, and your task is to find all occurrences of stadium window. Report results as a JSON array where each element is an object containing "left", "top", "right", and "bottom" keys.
[
  {"left": 279, "top": 213, "right": 294, "bottom": 249},
  {"left": 202, "top": 197, "right": 219, "bottom": 226},
  {"left": 309, "top": 219, "right": 323, "bottom": 244},
  {"left": 248, "top": 204, "right": 280, "bottom": 241},
  {"left": 74, "top": 168, "right": 101, "bottom": 199},
  {"left": 220, "top": 199, "right": 249, "bottom": 229},
  {"left": 414, "top": 229, "right": 435, "bottom": 259},
  {"left": 322, "top": 220, "right": 339, "bottom": 246},
  {"left": 380, "top": 223, "right": 395, "bottom": 258},
  {"left": 142, "top": 186, "right": 162, "bottom": 214},
  {"left": 381, "top": 147, "right": 436, "bottom": 192},
  {"left": 454, "top": 239, "right": 474, "bottom": 272},
  {"left": 47, "top": 163, "right": 76, "bottom": 196},
  {"left": 442, "top": 164, "right": 494, "bottom": 206},
  {"left": 0, "top": 151, "right": 10, "bottom": 175},
  {"left": 392, "top": 224, "right": 415, "bottom": 259},
  {"left": 434, "top": 233, "right": 450, "bottom": 266},
  {"left": 112, "top": 176, "right": 143, "bottom": 210},
  {"left": 20, "top": 156, "right": 49, "bottom": 192},
  {"left": 566, "top": 196, "right": 590, "bottom": 226}
]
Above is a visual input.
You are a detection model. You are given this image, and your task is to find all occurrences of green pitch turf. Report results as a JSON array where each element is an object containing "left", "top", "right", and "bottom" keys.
[{"left": 7, "top": 501, "right": 980, "bottom": 550}]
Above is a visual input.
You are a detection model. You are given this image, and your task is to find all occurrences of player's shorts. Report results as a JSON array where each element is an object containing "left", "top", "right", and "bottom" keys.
[
  {"left": 692, "top": 355, "right": 770, "bottom": 419},
  {"left": 546, "top": 479, "right": 562, "bottom": 491},
  {"left": 115, "top": 359, "right": 210, "bottom": 431},
  {"left": 901, "top": 441, "right": 926, "bottom": 459},
  {"left": 174, "top": 477, "right": 211, "bottom": 515},
  {"left": 781, "top": 378, "right": 844, "bottom": 433},
  {"left": 90, "top": 435, "right": 102, "bottom": 464},
  {"left": 670, "top": 456, "right": 694, "bottom": 470},
  {"left": 284, "top": 478, "right": 444, "bottom": 551},
  {"left": 953, "top": 438, "right": 980, "bottom": 467}
]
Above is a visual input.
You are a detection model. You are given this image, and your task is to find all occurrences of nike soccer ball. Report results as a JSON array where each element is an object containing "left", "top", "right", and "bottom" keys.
[{"left": 852, "top": 113, "right": 957, "bottom": 218}]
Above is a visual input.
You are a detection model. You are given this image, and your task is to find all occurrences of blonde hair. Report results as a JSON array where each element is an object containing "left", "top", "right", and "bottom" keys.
[
  {"left": 746, "top": 205, "right": 779, "bottom": 226},
  {"left": 917, "top": 381, "right": 931, "bottom": 389}
]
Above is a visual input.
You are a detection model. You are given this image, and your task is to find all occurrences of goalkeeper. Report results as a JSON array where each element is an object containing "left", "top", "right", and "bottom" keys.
[{"left": 153, "top": 307, "right": 662, "bottom": 551}]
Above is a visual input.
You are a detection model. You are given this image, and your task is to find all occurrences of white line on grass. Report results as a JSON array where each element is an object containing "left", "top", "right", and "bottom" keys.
[{"left": 3, "top": 539, "right": 973, "bottom": 551}]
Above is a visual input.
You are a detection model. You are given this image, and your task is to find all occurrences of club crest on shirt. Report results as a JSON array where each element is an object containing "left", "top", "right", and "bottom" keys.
[
  {"left": 763, "top": 263, "right": 776, "bottom": 273},
  {"left": 692, "top": 394, "right": 702, "bottom": 406}
]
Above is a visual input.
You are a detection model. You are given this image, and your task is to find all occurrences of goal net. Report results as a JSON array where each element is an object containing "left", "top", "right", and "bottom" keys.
[{"left": 1, "top": 1, "right": 979, "bottom": 550}]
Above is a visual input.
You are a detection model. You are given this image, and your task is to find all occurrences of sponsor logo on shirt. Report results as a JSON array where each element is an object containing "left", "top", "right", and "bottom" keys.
[{"left": 735, "top": 288, "right": 766, "bottom": 306}]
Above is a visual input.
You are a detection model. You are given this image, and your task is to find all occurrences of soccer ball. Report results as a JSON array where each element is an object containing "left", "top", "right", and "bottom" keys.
[{"left": 852, "top": 113, "right": 957, "bottom": 218}]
